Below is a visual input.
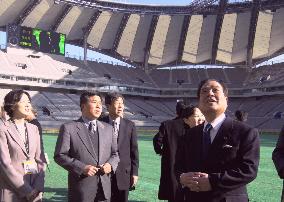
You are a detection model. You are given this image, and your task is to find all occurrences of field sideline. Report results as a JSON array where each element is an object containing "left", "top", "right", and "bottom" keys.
[{"left": 43, "top": 133, "right": 282, "bottom": 202}]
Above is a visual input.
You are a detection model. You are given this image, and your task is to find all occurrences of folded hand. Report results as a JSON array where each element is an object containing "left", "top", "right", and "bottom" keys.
[
  {"left": 99, "top": 163, "right": 112, "bottom": 174},
  {"left": 83, "top": 165, "right": 99, "bottom": 176}
]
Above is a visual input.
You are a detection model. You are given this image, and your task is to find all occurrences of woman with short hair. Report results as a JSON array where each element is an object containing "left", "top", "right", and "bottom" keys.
[
  {"left": 0, "top": 89, "right": 45, "bottom": 202},
  {"left": 182, "top": 105, "right": 205, "bottom": 128}
]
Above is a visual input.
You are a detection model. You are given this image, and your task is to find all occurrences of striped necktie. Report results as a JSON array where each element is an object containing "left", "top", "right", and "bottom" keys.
[
  {"left": 88, "top": 121, "right": 99, "bottom": 158},
  {"left": 113, "top": 121, "right": 119, "bottom": 138},
  {"left": 88, "top": 121, "right": 96, "bottom": 133}
]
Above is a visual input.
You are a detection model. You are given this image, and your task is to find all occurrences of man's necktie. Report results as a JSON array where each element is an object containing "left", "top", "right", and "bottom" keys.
[
  {"left": 113, "top": 121, "right": 119, "bottom": 138},
  {"left": 88, "top": 122, "right": 96, "bottom": 133},
  {"left": 88, "top": 122, "right": 99, "bottom": 157},
  {"left": 202, "top": 123, "right": 213, "bottom": 160}
]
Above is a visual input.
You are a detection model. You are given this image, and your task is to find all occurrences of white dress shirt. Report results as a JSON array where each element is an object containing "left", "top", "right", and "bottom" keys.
[
  {"left": 82, "top": 116, "right": 97, "bottom": 132},
  {"left": 109, "top": 116, "right": 120, "bottom": 131},
  {"left": 203, "top": 113, "right": 226, "bottom": 143}
]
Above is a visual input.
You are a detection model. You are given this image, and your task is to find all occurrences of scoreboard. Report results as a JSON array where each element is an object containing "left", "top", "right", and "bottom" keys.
[{"left": 7, "top": 24, "right": 66, "bottom": 56}]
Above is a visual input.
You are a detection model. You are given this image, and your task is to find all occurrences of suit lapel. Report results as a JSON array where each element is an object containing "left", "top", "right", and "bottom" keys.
[
  {"left": 103, "top": 115, "right": 121, "bottom": 146},
  {"left": 26, "top": 123, "right": 35, "bottom": 154},
  {"left": 76, "top": 118, "right": 98, "bottom": 162},
  {"left": 6, "top": 122, "right": 28, "bottom": 157},
  {"left": 195, "top": 124, "right": 204, "bottom": 161},
  {"left": 188, "top": 124, "right": 204, "bottom": 171},
  {"left": 209, "top": 117, "right": 233, "bottom": 157},
  {"left": 118, "top": 118, "right": 126, "bottom": 147},
  {"left": 97, "top": 120, "right": 105, "bottom": 164}
]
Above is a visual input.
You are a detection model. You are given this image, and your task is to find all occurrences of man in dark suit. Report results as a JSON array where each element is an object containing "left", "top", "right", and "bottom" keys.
[
  {"left": 176, "top": 79, "right": 260, "bottom": 202},
  {"left": 54, "top": 91, "right": 119, "bottom": 202},
  {"left": 272, "top": 125, "right": 284, "bottom": 202},
  {"left": 153, "top": 100, "right": 185, "bottom": 155},
  {"left": 100, "top": 93, "right": 139, "bottom": 202},
  {"left": 153, "top": 101, "right": 186, "bottom": 202}
]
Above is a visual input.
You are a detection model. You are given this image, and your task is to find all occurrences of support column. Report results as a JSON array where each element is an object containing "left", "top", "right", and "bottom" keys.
[
  {"left": 210, "top": 0, "right": 228, "bottom": 64},
  {"left": 246, "top": 0, "right": 261, "bottom": 67}
]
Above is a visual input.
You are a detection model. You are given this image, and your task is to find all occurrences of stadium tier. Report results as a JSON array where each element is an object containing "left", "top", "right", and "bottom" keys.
[
  {"left": 1, "top": 2, "right": 284, "bottom": 202},
  {"left": 0, "top": 49, "right": 284, "bottom": 132},
  {"left": 26, "top": 91, "right": 284, "bottom": 132},
  {"left": 1, "top": 0, "right": 284, "bottom": 68},
  {"left": 1, "top": 0, "right": 284, "bottom": 132}
]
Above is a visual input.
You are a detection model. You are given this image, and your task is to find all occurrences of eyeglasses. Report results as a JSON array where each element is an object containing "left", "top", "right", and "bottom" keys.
[
  {"left": 192, "top": 115, "right": 205, "bottom": 119},
  {"left": 201, "top": 87, "right": 222, "bottom": 94}
]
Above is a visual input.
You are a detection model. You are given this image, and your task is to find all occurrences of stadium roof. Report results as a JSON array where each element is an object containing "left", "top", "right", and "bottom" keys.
[
  {"left": 95, "top": 0, "right": 249, "bottom": 6},
  {"left": 96, "top": 0, "right": 193, "bottom": 6},
  {"left": 0, "top": 0, "right": 284, "bottom": 69}
]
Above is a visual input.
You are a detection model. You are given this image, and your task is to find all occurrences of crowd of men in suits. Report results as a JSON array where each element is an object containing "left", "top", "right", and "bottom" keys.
[{"left": 1, "top": 79, "right": 284, "bottom": 202}]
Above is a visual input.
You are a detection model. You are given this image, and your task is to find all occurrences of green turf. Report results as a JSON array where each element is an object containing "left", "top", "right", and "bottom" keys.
[{"left": 42, "top": 133, "right": 282, "bottom": 202}]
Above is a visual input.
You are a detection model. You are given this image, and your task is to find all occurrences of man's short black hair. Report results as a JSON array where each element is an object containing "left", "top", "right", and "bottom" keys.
[
  {"left": 105, "top": 92, "right": 124, "bottom": 106},
  {"left": 80, "top": 91, "right": 102, "bottom": 110},
  {"left": 235, "top": 110, "right": 248, "bottom": 122},
  {"left": 4, "top": 89, "right": 31, "bottom": 118},
  {"left": 197, "top": 79, "right": 229, "bottom": 99},
  {"left": 176, "top": 100, "right": 186, "bottom": 118}
]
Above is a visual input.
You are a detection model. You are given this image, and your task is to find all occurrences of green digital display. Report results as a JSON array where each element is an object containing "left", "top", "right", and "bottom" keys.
[{"left": 16, "top": 26, "right": 66, "bottom": 55}]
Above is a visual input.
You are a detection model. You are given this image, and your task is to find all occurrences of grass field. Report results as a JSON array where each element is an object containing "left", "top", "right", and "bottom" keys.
[{"left": 43, "top": 133, "right": 283, "bottom": 202}]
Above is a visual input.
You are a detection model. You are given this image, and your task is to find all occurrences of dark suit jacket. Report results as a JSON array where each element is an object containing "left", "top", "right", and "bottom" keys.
[
  {"left": 176, "top": 117, "right": 260, "bottom": 202},
  {"left": 100, "top": 116, "right": 139, "bottom": 190},
  {"left": 54, "top": 118, "right": 119, "bottom": 202},
  {"left": 272, "top": 126, "right": 284, "bottom": 202},
  {"left": 153, "top": 118, "right": 186, "bottom": 201}
]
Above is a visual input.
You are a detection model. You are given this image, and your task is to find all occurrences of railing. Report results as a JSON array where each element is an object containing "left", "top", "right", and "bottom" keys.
[
  {"left": 256, "top": 59, "right": 284, "bottom": 68},
  {"left": 65, "top": 52, "right": 133, "bottom": 67}
]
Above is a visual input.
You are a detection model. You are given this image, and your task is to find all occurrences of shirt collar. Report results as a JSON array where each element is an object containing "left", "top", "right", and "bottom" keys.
[
  {"left": 204, "top": 113, "right": 226, "bottom": 131},
  {"left": 82, "top": 116, "right": 97, "bottom": 126},
  {"left": 109, "top": 116, "right": 121, "bottom": 125}
]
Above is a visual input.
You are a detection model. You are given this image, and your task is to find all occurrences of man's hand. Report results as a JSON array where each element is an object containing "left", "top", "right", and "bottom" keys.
[
  {"left": 99, "top": 163, "right": 112, "bottom": 174},
  {"left": 131, "top": 175, "right": 139, "bottom": 187},
  {"left": 184, "top": 172, "right": 212, "bottom": 192},
  {"left": 180, "top": 172, "right": 212, "bottom": 192},
  {"left": 83, "top": 165, "right": 99, "bottom": 176},
  {"left": 195, "top": 172, "right": 212, "bottom": 192},
  {"left": 180, "top": 172, "right": 201, "bottom": 187}
]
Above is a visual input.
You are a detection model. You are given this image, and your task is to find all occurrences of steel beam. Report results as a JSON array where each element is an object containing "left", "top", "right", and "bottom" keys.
[
  {"left": 210, "top": 0, "right": 228, "bottom": 64},
  {"left": 246, "top": 0, "right": 261, "bottom": 67}
]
